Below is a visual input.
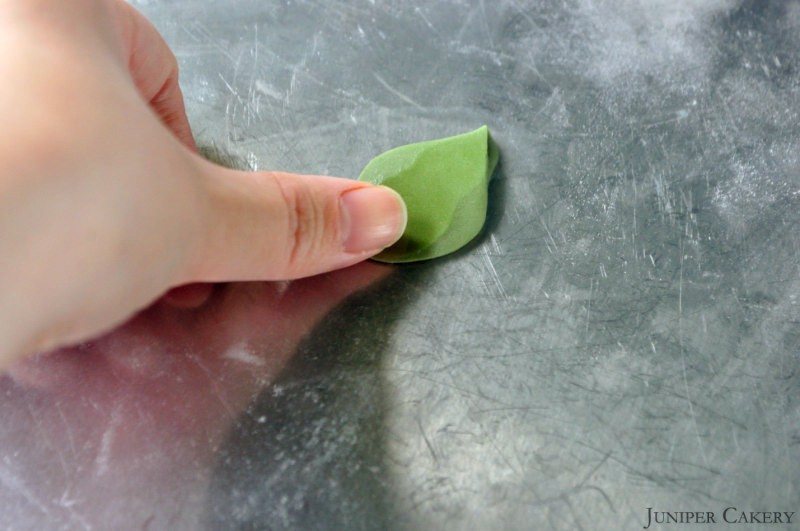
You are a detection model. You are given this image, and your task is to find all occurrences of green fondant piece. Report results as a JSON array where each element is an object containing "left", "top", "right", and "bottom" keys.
[{"left": 358, "top": 126, "right": 498, "bottom": 263}]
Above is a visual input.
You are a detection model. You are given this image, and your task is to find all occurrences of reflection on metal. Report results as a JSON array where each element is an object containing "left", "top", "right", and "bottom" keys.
[{"left": 1, "top": 1, "right": 798, "bottom": 529}]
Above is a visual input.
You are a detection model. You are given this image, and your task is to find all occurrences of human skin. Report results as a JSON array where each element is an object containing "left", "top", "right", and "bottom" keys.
[{"left": 0, "top": 0, "right": 406, "bottom": 366}]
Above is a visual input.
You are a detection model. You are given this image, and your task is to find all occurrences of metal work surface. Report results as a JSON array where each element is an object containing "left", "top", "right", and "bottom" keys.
[{"left": 1, "top": 0, "right": 799, "bottom": 529}]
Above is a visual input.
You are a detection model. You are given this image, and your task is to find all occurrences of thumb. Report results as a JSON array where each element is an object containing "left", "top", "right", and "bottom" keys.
[{"left": 186, "top": 158, "right": 407, "bottom": 281}]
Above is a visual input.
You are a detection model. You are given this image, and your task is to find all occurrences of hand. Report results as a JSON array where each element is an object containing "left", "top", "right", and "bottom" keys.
[{"left": 0, "top": 0, "right": 406, "bottom": 365}]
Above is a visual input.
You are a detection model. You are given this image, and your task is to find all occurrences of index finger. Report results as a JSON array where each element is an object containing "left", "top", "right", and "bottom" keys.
[{"left": 112, "top": 0, "right": 196, "bottom": 150}]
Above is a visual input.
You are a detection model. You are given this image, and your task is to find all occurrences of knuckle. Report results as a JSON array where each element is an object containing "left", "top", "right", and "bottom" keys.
[{"left": 272, "top": 174, "right": 338, "bottom": 274}]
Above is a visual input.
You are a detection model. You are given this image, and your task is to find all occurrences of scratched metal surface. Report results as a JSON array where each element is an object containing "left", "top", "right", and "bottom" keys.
[{"left": 1, "top": 0, "right": 799, "bottom": 529}]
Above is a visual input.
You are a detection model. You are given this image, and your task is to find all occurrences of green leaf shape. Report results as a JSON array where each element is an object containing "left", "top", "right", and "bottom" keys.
[{"left": 358, "top": 126, "right": 499, "bottom": 263}]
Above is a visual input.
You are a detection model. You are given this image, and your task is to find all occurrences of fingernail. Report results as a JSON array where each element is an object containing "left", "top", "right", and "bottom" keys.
[{"left": 340, "top": 185, "right": 407, "bottom": 254}]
